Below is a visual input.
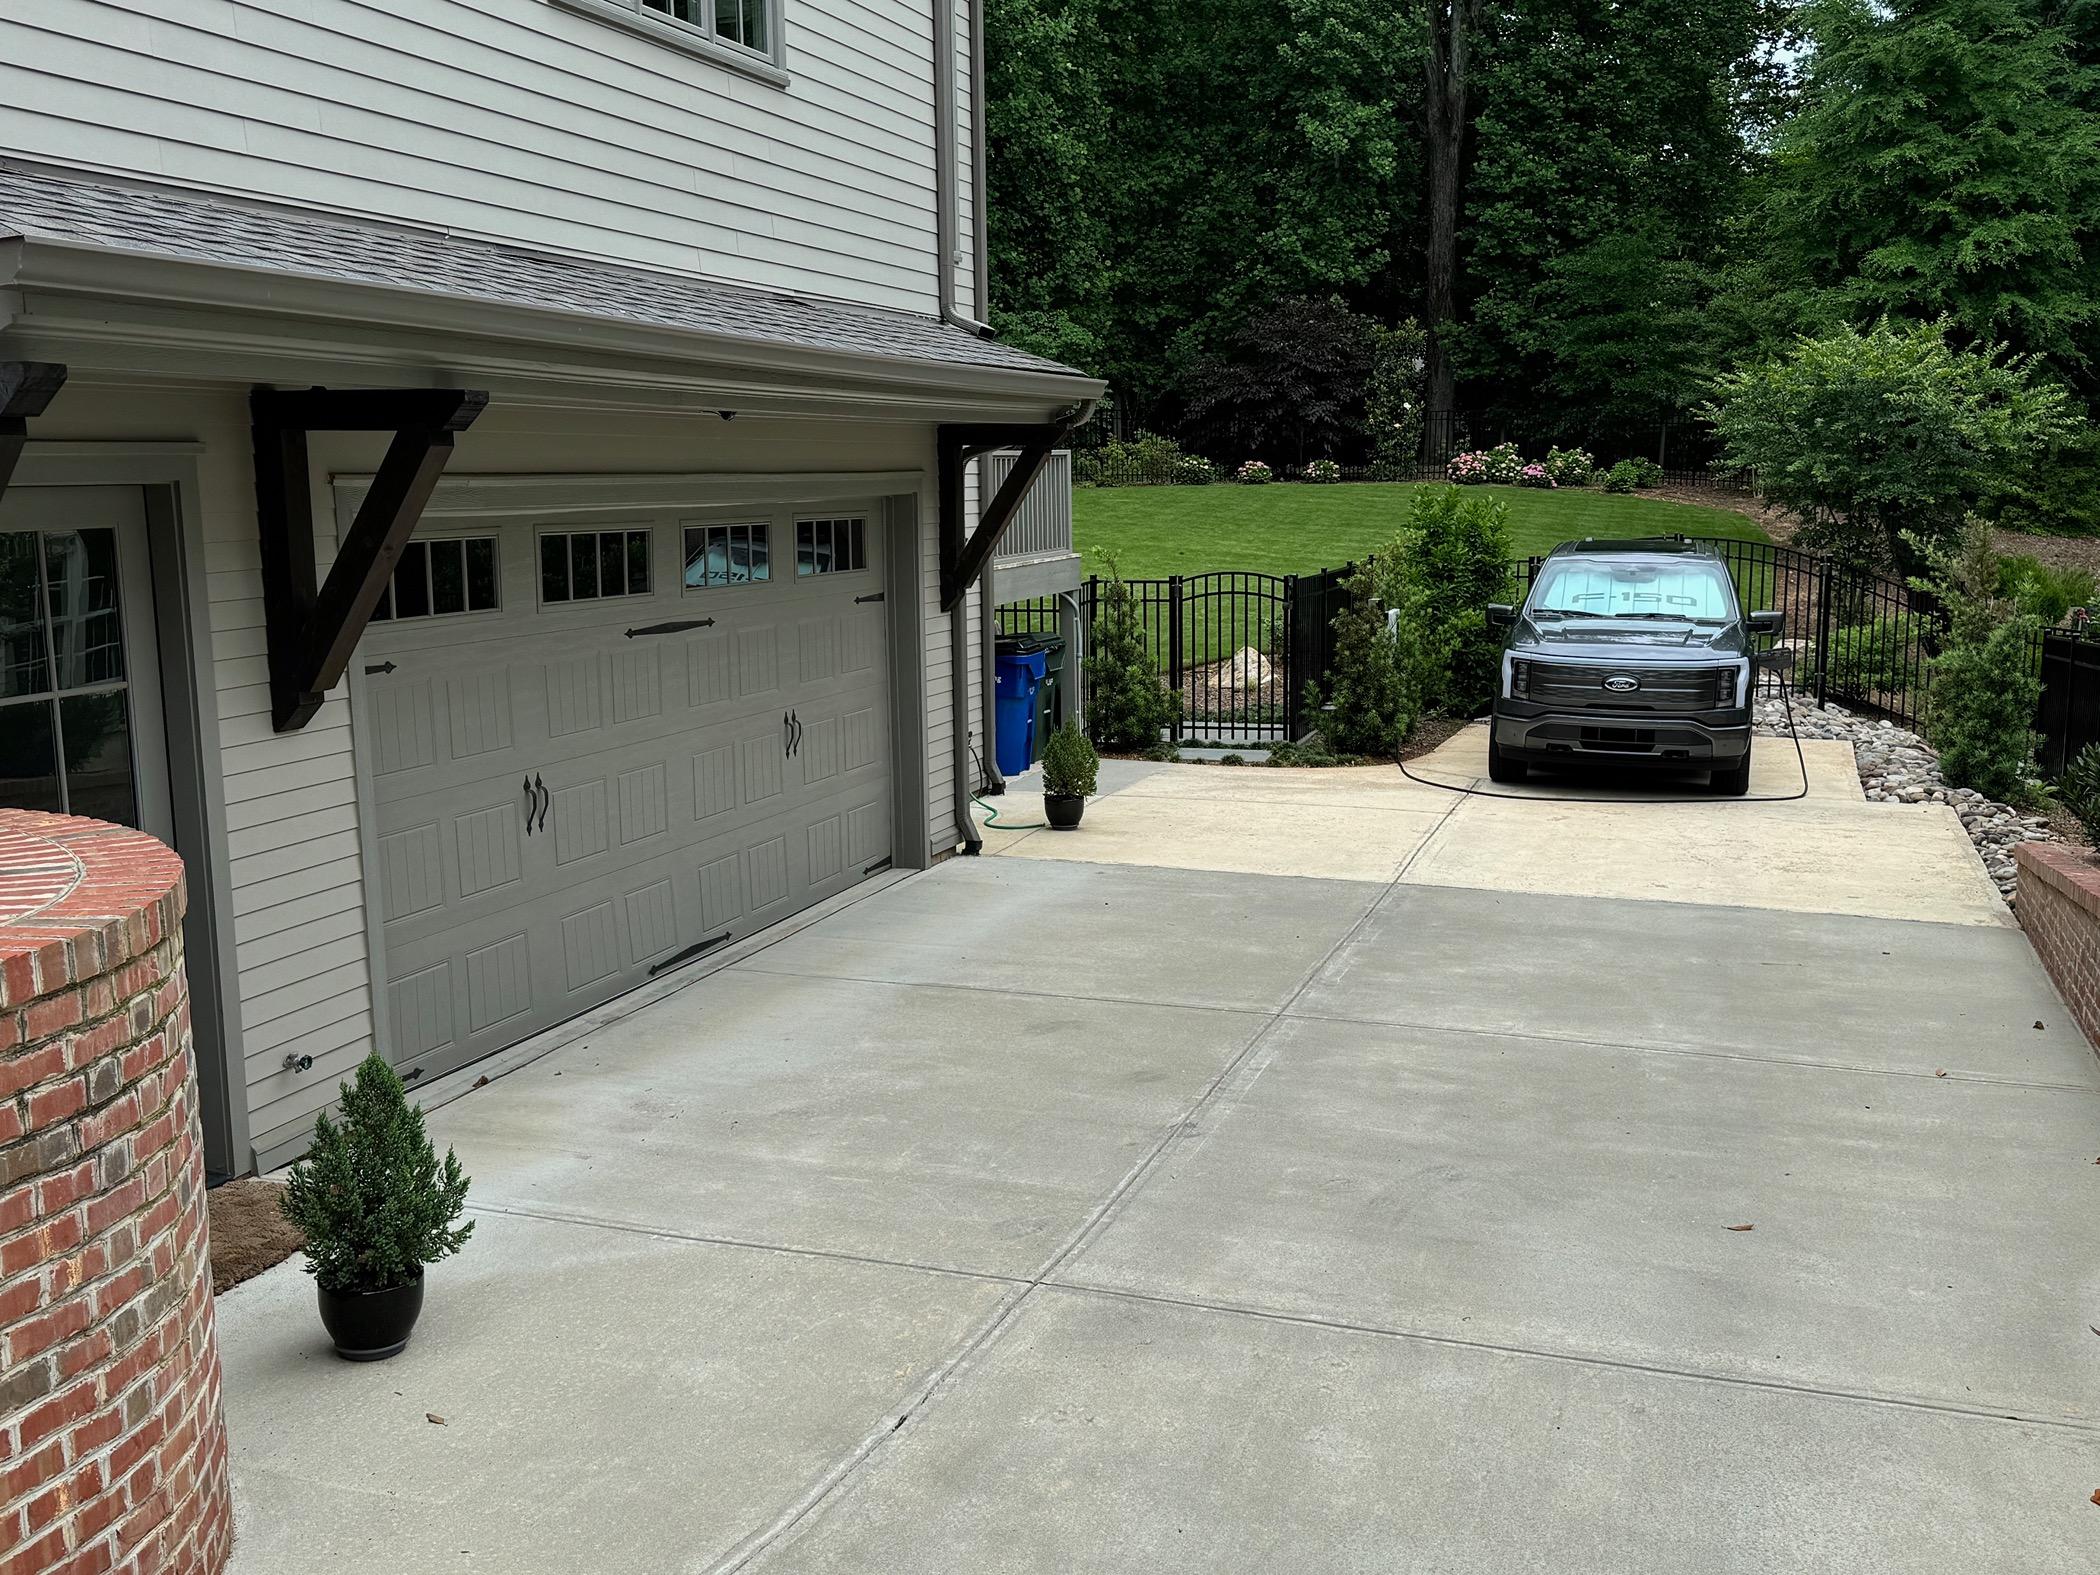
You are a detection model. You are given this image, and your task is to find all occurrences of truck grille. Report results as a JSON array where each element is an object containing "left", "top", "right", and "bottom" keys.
[{"left": 1526, "top": 663, "right": 1723, "bottom": 710}]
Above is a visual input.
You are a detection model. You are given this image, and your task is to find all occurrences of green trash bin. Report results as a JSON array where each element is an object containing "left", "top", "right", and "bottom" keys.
[{"left": 1033, "top": 632, "right": 1067, "bottom": 760}]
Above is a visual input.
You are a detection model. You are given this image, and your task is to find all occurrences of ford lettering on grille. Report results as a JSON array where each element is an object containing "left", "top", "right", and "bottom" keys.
[{"left": 1602, "top": 675, "right": 1640, "bottom": 693}]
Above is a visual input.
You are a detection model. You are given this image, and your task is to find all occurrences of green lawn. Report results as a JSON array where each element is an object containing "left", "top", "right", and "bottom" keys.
[{"left": 1072, "top": 483, "right": 1771, "bottom": 581}]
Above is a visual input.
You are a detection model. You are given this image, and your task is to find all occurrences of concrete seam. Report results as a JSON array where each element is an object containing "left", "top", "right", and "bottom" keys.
[
  {"left": 1042, "top": 1280, "right": 2100, "bottom": 1436},
  {"left": 1273, "top": 1004, "right": 2100, "bottom": 1097},
  {"left": 705, "top": 855, "right": 1420, "bottom": 1571}
]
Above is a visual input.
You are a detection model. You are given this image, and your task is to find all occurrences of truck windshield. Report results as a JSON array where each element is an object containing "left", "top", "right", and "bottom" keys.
[{"left": 1529, "top": 558, "right": 1736, "bottom": 621}]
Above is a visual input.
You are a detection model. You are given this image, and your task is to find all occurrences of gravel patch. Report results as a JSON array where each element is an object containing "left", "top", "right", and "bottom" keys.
[{"left": 1755, "top": 695, "right": 2056, "bottom": 906}]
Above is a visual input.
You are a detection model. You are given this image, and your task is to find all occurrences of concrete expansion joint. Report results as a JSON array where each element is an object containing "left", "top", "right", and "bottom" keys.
[{"left": 705, "top": 829, "right": 1448, "bottom": 1573}]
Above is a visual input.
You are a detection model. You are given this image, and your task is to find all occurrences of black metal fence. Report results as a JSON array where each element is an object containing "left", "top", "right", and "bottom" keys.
[
  {"left": 1072, "top": 452, "right": 1751, "bottom": 490},
  {"left": 1000, "top": 573, "right": 1295, "bottom": 742},
  {"left": 1006, "top": 536, "right": 2090, "bottom": 765}
]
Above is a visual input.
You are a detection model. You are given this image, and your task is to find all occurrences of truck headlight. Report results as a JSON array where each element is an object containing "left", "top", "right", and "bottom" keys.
[
  {"left": 1714, "top": 665, "right": 1737, "bottom": 707},
  {"left": 1509, "top": 659, "right": 1531, "bottom": 700}
]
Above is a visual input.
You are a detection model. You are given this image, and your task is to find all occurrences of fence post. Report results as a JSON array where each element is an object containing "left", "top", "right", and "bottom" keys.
[
  {"left": 1813, "top": 558, "right": 1835, "bottom": 709},
  {"left": 1167, "top": 574, "right": 1184, "bottom": 744},
  {"left": 1281, "top": 574, "right": 1297, "bottom": 739}
]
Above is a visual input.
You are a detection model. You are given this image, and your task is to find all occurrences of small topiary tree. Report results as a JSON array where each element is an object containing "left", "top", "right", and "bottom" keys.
[
  {"left": 1304, "top": 564, "right": 1412, "bottom": 756},
  {"left": 1040, "top": 720, "right": 1099, "bottom": 798},
  {"left": 1917, "top": 522, "right": 2042, "bottom": 801},
  {"left": 1084, "top": 555, "right": 1177, "bottom": 752},
  {"left": 281, "top": 1053, "right": 473, "bottom": 1295}
]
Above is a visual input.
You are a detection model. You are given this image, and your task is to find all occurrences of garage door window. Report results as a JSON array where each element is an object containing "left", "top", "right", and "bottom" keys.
[
  {"left": 684, "top": 523, "right": 770, "bottom": 588},
  {"left": 795, "top": 517, "right": 866, "bottom": 577},
  {"left": 541, "top": 529, "right": 652, "bottom": 605},
  {"left": 370, "top": 536, "right": 499, "bottom": 622}
]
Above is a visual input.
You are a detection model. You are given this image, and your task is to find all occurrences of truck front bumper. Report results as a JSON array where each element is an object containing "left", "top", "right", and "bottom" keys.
[{"left": 1493, "top": 702, "right": 1752, "bottom": 767}]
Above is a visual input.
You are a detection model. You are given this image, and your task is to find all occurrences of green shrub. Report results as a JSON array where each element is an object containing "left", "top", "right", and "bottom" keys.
[
  {"left": 1997, "top": 553, "right": 2095, "bottom": 626},
  {"left": 1375, "top": 486, "right": 1517, "bottom": 719},
  {"left": 1074, "top": 432, "right": 1206, "bottom": 487},
  {"left": 1544, "top": 446, "right": 1595, "bottom": 486},
  {"left": 1083, "top": 556, "right": 1178, "bottom": 752},
  {"left": 1707, "top": 320, "right": 2076, "bottom": 573},
  {"left": 1218, "top": 753, "right": 1245, "bottom": 766},
  {"left": 1040, "top": 721, "right": 1099, "bottom": 797},
  {"left": 280, "top": 1053, "right": 473, "bottom": 1296},
  {"left": 1602, "top": 459, "right": 1640, "bottom": 494},
  {"left": 1823, "top": 617, "right": 1912, "bottom": 698},
  {"left": 1919, "top": 523, "right": 2042, "bottom": 800},
  {"left": 1990, "top": 428, "right": 2100, "bottom": 537},
  {"left": 2056, "top": 743, "right": 2100, "bottom": 842},
  {"left": 1303, "top": 564, "right": 1411, "bottom": 756},
  {"left": 1624, "top": 457, "right": 1664, "bottom": 488}
]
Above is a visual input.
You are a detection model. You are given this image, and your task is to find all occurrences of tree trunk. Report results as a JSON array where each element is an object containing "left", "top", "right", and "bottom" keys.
[{"left": 1422, "top": 0, "right": 1477, "bottom": 453}]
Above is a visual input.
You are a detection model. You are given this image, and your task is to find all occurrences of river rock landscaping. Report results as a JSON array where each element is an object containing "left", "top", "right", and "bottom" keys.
[{"left": 1754, "top": 694, "right": 2058, "bottom": 905}]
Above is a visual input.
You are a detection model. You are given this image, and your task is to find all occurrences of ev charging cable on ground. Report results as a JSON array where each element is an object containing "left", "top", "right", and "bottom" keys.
[{"left": 1394, "top": 676, "right": 1812, "bottom": 805}]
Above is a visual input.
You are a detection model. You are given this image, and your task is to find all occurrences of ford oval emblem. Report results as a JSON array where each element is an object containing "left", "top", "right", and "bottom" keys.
[{"left": 1603, "top": 674, "right": 1640, "bottom": 693}]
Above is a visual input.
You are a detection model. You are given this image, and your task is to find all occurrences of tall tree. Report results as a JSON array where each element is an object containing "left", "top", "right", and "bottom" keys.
[
  {"left": 1422, "top": 0, "right": 1484, "bottom": 447},
  {"left": 1763, "top": 0, "right": 2100, "bottom": 388}
]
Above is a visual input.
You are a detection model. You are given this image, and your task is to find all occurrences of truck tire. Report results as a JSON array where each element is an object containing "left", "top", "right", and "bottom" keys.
[
  {"left": 1487, "top": 726, "right": 1528, "bottom": 784},
  {"left": 1712, "top": 746, "right": 1752, "bottom": 797}
]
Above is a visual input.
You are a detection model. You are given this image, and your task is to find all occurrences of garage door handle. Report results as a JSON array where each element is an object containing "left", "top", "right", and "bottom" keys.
[
  {"left": 532, "top": 773, "right": 550, "bottom": 834},
  {"left": 783, "top": 711, "right": 792, "bottom": 757},
  {"left": 789, "top": 710, "right": 802, "bottom": 756},
  {"left": 522, "top": 776, "right": 536, "bottom": 835}
]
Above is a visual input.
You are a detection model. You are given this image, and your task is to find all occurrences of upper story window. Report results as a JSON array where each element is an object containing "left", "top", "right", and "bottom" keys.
[
  {"left": 552, "top": 0, "right": 787, "bottom": 81},
  {"left": 370, "top": 537, "right": 499, "bottom": 622}
]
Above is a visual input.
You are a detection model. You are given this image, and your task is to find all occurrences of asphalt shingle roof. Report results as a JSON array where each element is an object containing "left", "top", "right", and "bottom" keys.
[{"left": 0, "top": 166, "right": 1085, "bottom": 381}]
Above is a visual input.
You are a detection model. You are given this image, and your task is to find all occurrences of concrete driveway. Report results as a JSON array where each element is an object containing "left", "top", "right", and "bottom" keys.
[{"left": 216, "top": 748, "right": 2100, "bottom": 1573}]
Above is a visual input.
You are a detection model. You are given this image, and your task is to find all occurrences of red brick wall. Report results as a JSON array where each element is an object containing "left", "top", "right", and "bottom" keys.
[
  {"left": 2015, "top": 841, "right": 2100, "bottom": 1053},
  {"left": 1, "top": 812, "right": 231, "bottom": 1575}
]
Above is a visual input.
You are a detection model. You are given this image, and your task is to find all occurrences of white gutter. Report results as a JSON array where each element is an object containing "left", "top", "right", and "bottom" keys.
[{"left": 932, "top": 0, "right": 995, "bottom": 337}]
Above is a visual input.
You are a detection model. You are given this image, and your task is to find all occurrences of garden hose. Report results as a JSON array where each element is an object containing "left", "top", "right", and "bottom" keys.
[{"left": 969, "top": 742, "right": 1047, "bottom": 829}]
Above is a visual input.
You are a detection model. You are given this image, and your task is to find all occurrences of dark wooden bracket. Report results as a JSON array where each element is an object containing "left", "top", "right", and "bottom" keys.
[
  {"left": 937, "top": 411, "right": 1085, "bottom": 613},
  {"left": 0, "top": 363, "right": 69, "bottom": 501},
  {"left": 252, "top": 386, "right": 488, "bottom": 731}
]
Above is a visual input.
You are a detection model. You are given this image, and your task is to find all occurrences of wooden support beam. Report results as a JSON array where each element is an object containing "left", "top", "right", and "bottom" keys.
[
  {"left": 251, "top": 386, "right": 487, "bottom": 731},
  {"left": 0, "top": 363, "right": 68, "bottom": 501},
  {"left": 937, "top": 414, "right": 1078, "bottom": 613}
]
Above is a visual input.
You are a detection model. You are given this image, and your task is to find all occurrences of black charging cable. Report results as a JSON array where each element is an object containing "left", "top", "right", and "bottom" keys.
[{"left": 1393, "top": 673, "right": 1812, "bottom": 805}]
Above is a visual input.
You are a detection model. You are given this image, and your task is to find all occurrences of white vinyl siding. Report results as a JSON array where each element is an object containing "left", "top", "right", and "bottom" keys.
[{"left": 0, "top": 0, "right": 944, "bottom": 312}]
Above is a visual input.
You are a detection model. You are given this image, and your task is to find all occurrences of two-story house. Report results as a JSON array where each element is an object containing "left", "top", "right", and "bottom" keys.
[{"left": 0, "top": 0, "right": 1100, "bottom": 1177}]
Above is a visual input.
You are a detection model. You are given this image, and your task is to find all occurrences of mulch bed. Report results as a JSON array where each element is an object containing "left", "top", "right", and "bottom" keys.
[{"left": 208, "top": 1177, "right": 305, "bottom": 1294}]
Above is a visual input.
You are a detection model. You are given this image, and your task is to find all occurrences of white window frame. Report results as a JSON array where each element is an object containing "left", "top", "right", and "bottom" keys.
[{"left": 549, "top": 0, "right": 789, "bottom": 85}]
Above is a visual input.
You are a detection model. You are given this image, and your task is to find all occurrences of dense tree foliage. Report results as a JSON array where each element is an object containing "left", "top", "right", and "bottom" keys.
[{"left": 988, "top": 0, "right": 2100, "bottom": 530}]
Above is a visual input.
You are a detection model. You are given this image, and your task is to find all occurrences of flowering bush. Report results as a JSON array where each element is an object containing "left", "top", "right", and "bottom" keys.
[
  {"left": 1545, "top": 446, "right": 1595, "bottom": 487},
  {"left": 1304, "top": 459, "right": 1342, "bottom": 483},
  {"left": 1516, "top": 463, "right": 1556, "bottom": 489},
  {"left": 1446, "top": 450, "right": 1489, "bottom": 485},
  {"left": 1447, "top": 443, "right": 1523, "bottom": 485},
  {"left": 1174, "top": 455, "right": 1216, "bottom": 486},
  {"left": 1481, "top": 442, "right": 1523, "bottom": 484},
  {"left": 1235, "top": 460, "right": 1273, "bottom": 484}
]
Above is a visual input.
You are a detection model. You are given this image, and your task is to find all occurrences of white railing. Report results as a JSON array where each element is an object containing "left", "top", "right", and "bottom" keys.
[{"left": 987, "top": 450, "right": 1073, "bottom": 561}]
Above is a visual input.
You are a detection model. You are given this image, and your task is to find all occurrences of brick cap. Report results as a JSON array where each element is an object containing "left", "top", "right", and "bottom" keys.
[
  {"left": 2014, "top": 840, "right": 2100, "bottom": 921},
  {"left": 0, "top": 809, "right": 186, "bottom": 1009}
]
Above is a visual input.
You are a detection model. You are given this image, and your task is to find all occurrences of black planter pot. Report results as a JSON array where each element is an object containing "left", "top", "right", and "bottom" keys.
[
  {"left": 1044, "top": 793, "right": 1086, "bottom": 830},
  {"left": 317, "top": 1272, "right": 425, "bottom": 1362}
]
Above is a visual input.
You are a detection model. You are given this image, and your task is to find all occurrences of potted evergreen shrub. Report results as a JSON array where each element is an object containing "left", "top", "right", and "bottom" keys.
[
  {"left": 1040, "top": 720, "right": 1099, "bottom": 829},
  {"left": 280, "top": 1053, "right": 474, "bottom": 1361}
]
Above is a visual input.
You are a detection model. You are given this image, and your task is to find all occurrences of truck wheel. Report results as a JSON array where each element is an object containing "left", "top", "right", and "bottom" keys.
[
  {"left": 1712, "top": 748, "right": 1752, "bottom": 796},
  {"left": 1487, "top": 728, "right": 1528, "bottom": 784}
]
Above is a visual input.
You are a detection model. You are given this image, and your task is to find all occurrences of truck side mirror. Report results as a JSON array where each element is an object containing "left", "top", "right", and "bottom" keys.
[
  {"left": 1747, "top": 609, "right": 1785, "bottom": 637},
  {"left": 1486, "top": 603, "right": 1515, "bottom": 630}
]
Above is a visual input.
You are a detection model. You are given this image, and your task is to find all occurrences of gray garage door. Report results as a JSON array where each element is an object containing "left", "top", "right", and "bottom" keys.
[{"left": 358, "top": 505, "right": 892, "bottom": 1083}]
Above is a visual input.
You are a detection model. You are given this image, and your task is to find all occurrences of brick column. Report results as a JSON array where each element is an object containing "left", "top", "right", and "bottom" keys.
[{"left": 1, "top": 811, "right": 231, "bottom": 1575}]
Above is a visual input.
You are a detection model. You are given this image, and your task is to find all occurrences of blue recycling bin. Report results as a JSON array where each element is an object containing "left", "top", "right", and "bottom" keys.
[{"left": 995, "top": 644, "right": 1049, "bottom": 777}]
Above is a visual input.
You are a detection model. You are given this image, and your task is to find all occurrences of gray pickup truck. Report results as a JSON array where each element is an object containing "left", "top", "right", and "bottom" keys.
[{"left": 1485, "top": 537, "right": 1783, "bottom": 795}]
